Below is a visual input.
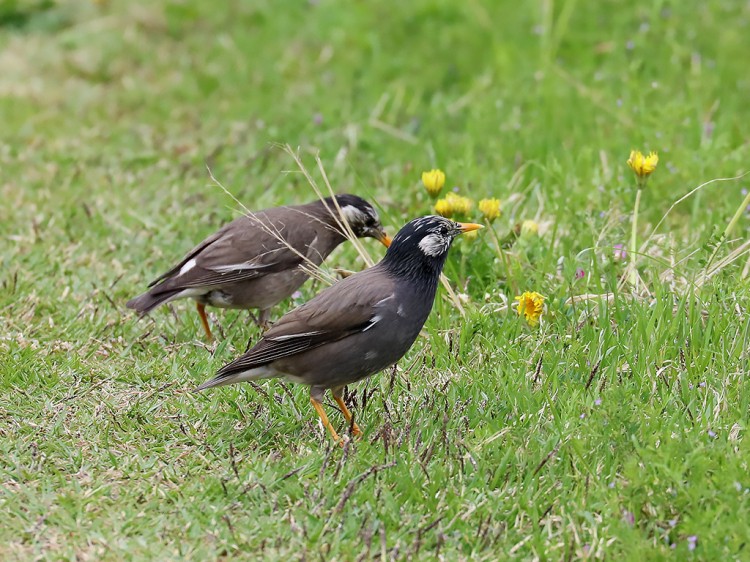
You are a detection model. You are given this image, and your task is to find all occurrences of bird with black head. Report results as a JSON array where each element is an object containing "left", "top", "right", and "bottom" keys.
[{"left": 196, "top": 215, "right": 482, "bottom": 442}]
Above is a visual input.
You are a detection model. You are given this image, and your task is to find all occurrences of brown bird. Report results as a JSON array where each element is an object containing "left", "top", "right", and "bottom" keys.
[
  {"left": 126, "top": 195, "right": 391, "bottom": 340},
  {"left": 196, "top": 216, "right": 482, "bottom": 442}
]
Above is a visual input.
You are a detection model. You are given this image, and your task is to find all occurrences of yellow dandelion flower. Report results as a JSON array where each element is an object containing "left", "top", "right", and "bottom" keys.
[
  {"left": 445, "top": 192, "right": 474, "bottom": 215},
  {"left": 434, "top": 198, "right": 454, "bottom": 218},
  {"left": 515, "top": 291, "right": 545, "bottom": 327},
  {"left": 520, "top": 219, "right": 539, "bottom": 237},
  {"left": 478, "top": 198, "right": 501, "bottom": 221},
  {"left": 421, "top": 169, "right": 446, "bottom": 197},
  {"left": 626, "top": 150, "right": 659, "bottom": 179}
]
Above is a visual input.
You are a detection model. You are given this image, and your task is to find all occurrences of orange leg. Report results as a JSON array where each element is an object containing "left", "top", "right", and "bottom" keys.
[
  {"left": 311, "top": 397, "right": 341, "bottom": 443},
  {"left": 333, "top": 393, "right": 362, "bottom": 437},
  {"left": 196, "top": 302, "right": 213, "bottom": 341}
]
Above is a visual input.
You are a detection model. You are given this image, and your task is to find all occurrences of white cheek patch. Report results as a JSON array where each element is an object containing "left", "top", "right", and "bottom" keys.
[
  {"left": 340, "top": 205, "right": 368, "bottom": 226},
  {"left": 418, "top": 233, "right": 448, "bottom": 257}
]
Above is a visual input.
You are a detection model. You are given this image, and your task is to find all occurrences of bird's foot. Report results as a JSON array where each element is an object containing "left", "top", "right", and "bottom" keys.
[
  {"left": 333, "top": 394, "right": 363, "bottom": 438},
  {"left": 349, "top": 421, "right": 363, "bottom": 438}
]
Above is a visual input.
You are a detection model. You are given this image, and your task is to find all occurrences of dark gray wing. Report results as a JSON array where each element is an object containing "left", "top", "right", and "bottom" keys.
[
  {"left": 147, "top": 210, "right": 322, "bottom": 294},
  {"left": 209, "top": 266, "right": 394, "bottom": 380}
]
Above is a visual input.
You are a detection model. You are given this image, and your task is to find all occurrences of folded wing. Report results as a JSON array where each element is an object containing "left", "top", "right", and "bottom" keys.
[{"left": 198, "top": 267, "right": 394, "bottom": 389}]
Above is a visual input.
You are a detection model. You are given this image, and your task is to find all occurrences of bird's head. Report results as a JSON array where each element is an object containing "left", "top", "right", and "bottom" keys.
[
  {"left": 328, "top": 194, "right": 391, "bottom": 247},
  {"left": 382, "top": 215, "right": 482, "bottom": 278}
]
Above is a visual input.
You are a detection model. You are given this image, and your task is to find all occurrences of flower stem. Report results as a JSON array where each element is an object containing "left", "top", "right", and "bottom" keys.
[
  {"left": 628, "top": 188, "right": 642, "bottom": 288},
  {"left": 486, "top": 221, "right": 518, "bottom": 295}
]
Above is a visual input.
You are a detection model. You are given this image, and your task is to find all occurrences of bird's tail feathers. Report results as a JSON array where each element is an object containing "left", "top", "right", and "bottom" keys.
[
  {"left": 194, "top": 365, "right": 276, "bottom": 392},
  {"left": 126, "top": 289, "right": 180, "bottom": 314}
]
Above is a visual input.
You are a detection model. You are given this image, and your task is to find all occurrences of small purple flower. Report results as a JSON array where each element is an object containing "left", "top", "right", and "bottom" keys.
[
  {"left": 698, "top": 381, "right": 706, "bottom": 388},
  {"left": 668, "top": 519, "right": 677, "bottom": 527},
  {"left": 735, "top": 482, "right": 743, "bottom": 492},
  {"left": 622, "top": 510, "right": 635, "bottom": 526},
  {"left": 708, "top": 429, "right": 717, "bottom": 438},
  {"left": 313, "top": 113, "right": 323, "bottom": 125},
  {"left": 452, "top": 186, "right": 460, "bottom": 193},
  {"left": 575, "top": 268, "right": 586, "bottom": 280},
  {"left": 613, "top": 244, "right": 627, "bottom": 261},
  {"left": 580, "top": 413, "right": 586, "bottom": 419},
  {"left": 594, "top": 398, "right": 602, "bottom": 406},
  {"left": 687, "top": 535, "right": 697, "bottom": 551},
  {"left": 609, "top": 481, "right": 616, "bottom": 489},
  {"left": 582, "top": 544, "right": 590, "bottom": 555},
  {"left": 741, "top": 188, "right": 748, "bottom": 196},
  {"left": 688, "top": 383, "right": 694, "bottom": 390},
  {"left": 291, "top": 291, "right": 303, "bottom": 299}
]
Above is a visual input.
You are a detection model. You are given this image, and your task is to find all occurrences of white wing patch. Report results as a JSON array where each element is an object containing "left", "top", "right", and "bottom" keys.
[
  {"left": 210, "top": 262, "right": 265, "bottom": 273},
  {"left": 375, "top": 294, "right": 395, "bottom": 307},
  {"left": 362, "top": 314, "right": 382, "bottom": 331},
  {"left": 267, "top": 331, "right": 325, "bottom": 342},
  {"left": 179, "top": 258, "right": 197, "bottom": 276}
]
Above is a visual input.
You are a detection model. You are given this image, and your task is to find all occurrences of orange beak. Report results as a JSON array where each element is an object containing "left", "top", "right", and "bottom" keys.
[
  {"left": 376, "top": 230, "right": 392, "bottom": 247},
  {"left": 457, "top": 222, "right": 484, "bottom": 234}
]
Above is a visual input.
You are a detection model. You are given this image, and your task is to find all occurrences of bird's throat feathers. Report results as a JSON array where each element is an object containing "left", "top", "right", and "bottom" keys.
[{"left": 381, "top": 244, "right": 448, "bottom": 292}]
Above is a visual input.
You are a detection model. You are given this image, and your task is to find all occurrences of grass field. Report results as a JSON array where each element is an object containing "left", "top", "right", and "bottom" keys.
[{"left": 2, "top": 0, "right": 750, "bottom": 559}]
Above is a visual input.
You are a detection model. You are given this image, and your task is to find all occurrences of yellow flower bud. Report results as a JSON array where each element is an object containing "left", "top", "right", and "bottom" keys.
[
  {"left": 434, "top": 198, "right": 453, "bottom": 218},
  {"left": 421, "top": 169, "right": 446, "bottom": 197},
  {"left": 520, "top": 219, "right": 539, "bottom": 237},
  {"left": 626, "top": 150, "right": 658, "bottom": 179},
  {"left": 478, "top": 198, "right": 501, "bottom": 221},
  {"left": 445, "top": 192, "right": 473, "bottom": 215}
]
